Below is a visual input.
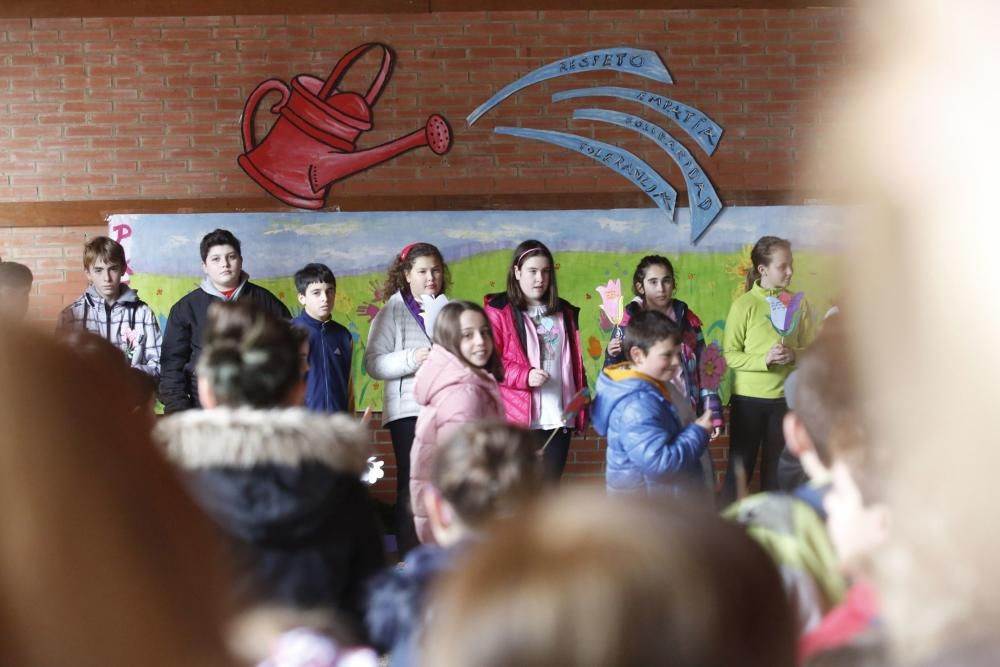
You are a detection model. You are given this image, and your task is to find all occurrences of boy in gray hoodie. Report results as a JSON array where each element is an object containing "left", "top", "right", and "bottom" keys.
[{"left": 57, "top": 236, "right": 161, "bottom": 379}]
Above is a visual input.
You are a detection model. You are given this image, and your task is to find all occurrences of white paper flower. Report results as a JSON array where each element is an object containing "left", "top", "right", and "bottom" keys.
[
  {"left": 419, "top": 293, "right": 451, "bottom": 338},
  {"left": 361, "top": 457, "right": 385, "bottom": 485}
]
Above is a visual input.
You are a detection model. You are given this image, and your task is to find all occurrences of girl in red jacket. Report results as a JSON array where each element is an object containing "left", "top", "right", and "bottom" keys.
[
  {"left": 410, "top": 300, "right": 505, "bottom": 544},
  {"left": 484, "top": 240, "right": 587, "bottom": 483}
]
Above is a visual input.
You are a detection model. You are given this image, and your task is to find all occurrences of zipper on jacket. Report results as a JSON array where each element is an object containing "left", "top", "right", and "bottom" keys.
[{"left": 104, "top": 301, "right": 113, "bottom": 342}]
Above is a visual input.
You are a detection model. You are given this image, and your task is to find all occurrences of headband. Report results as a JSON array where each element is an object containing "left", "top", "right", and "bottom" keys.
[
  {"left": 516, "top": 247, "right": 542, "bottom": 266},
  {"left": 399, "top": 242, "right": 421, "bottom": 261}
]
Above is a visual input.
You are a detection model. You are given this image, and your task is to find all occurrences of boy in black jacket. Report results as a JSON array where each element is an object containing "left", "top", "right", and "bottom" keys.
[{"left": 159, "top": 228, "right": 290, "bottom": 413}]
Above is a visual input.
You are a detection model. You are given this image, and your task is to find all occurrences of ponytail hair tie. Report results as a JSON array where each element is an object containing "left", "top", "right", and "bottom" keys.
[
  {"left": 399, "top": 243, "right": 421, "bottom": 262},
  {"left": 516, "top": 247, "right": 541, "bottom": 266}
]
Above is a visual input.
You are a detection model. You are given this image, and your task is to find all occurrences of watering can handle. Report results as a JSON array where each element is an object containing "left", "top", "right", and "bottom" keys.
[
  {"left": 240, "top": 79, "right": 291, "bottom": 152},
  {"left": 317, "top": 43, "right": 394, "bottom": 106}
]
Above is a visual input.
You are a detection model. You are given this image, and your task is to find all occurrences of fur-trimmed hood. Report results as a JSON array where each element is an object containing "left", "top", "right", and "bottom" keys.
[
  {"left": 155, "top": 407, "right": 369, "bottom": 475},
  {"left": 154, "top": 408, "right": 386, "bottom": 624},
  {"left": 154, "top": 408, "right": 378, "bottom": 553}
]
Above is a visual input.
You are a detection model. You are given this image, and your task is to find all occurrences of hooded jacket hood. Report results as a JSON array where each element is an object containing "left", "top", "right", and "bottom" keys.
[
  {"left": 84, "top": 283, "right": 141, "bottom": 306},
  {"left": 155, "top": 408, "right": 369, "bottom": 543},
  {"left": 199, "top": 271, "right": 250, "bottom": 300},
  {"left": 154, "top": 408, "right": 384, "bottom": 626},
  {"left": 413, "top": 345, "right": 496, "bottom": 408},
  {"left": 591, "top": 364, "right": 671, "bottom": 435}
]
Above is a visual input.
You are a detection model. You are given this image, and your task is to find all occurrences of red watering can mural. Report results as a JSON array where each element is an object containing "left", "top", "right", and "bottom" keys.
[{"left": 238, "top": 43, "right": 452, "bottom": 210}]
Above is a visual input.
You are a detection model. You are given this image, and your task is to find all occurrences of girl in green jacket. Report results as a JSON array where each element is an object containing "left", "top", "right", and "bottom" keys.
[{"left": 722, "top": 236, "right": 812, "bottom": 504}]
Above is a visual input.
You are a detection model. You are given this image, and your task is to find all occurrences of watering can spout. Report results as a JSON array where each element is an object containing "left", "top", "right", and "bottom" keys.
[{"left": 310, "top": 115, "right": 452, "bottom": 193}]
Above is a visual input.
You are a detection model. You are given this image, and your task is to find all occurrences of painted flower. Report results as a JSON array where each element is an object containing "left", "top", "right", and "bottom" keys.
[
  {"left": 727, "top": 242, "right": 755, "bottom": 299},
  {"left": 587, "top": 335, "right": 603, "bottom": 360},
  {"left": 699, "top": 342, "right": 727, "bottom": 392},
  {"left": 595, "top": 278, "right": 624, "bottom": 325}
]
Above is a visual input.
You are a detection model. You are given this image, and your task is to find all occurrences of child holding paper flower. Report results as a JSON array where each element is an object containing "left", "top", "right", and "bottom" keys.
[
  {"left": 603, "top": 255, "right": 724, "bottom": 439},
  {"left": 722, "top": 236, "right": 813, "bottom": 504},
  {"left": 484, "top": 240, "right": 587, "bottom": 483},
  {"left": 57, "top": 236, "right": 162, "bottom": 380}
]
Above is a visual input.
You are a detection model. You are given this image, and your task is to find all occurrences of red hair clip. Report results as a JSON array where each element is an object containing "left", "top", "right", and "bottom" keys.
[{"left": 399, "top": 243, "right": 420, "bottom": 261}]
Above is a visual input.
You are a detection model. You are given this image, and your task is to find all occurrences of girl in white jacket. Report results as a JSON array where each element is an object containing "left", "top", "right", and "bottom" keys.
[{"left": 364, "top": 242, "right": 449, "bottom": 556}]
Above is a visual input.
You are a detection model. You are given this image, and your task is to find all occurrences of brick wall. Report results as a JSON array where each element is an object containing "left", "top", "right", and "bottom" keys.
[
  {"left": 2, "top": 8, "right": 854, "bottom": 318},
  {"left": 1, "top": 7, "right": 849, "bottom": 499},
  {"left": 0, "top": 8, "right": 853, "bottom": 210}
]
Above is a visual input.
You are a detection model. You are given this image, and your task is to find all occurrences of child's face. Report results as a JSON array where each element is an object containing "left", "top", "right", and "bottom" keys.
[
  {"left": 0, "top": 286, "right": 30, "bottom": 320},
  {"left": 298, "top": 281, "right": 335, "bottom": 321},
  {"left": 458, "top": 309, "right": 494, "bottom": 368},
  {"left": 758, "top": 247, "right": 794, "bottom": 289},
  {"left": 85, "top": 258, "right": 124, "bottom": 302},
  {"left": 405, "top": 256, "right": 443, "bottom": 298},
  {"left": 631, "top": 337, "right": 681, "bottom": 383},
  {"left": 514, "top": 255, "right": 551, "bottom": 305},
  {"left": 638, "top": 264, "right": 674, "bottom": 310},
  {"left": 202, "top": 244, "right": 243, "bottom": 291}
]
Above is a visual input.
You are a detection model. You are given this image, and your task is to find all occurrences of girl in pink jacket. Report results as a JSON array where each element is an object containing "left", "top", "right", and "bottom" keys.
[
  {"left": 410, "top": 300, "right": 505, "bottom": 544},
  {"left": 483, "top": 240, "right": 587, "bottom": 483}
]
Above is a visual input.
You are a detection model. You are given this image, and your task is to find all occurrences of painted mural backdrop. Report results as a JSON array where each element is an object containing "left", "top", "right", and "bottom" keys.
[{"left": 109, "top": 206, "right": 844, "bottom": 411}]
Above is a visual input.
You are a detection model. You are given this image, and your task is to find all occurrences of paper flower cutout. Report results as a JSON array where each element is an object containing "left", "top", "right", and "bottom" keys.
[
  {"left": 539, "top": 387, "right": 591, "bottom": 454},
  {"left": 596, "top": 278, "right": 624, "bottom": 326},
  {"left": 699, "top": 341, "right": 727, "bottom": 392},
  {"left": 419, "top": 293, "right": 451, "bottom": 337},
  {"left": 561, "top": 386, "right": 591, "bottom": 424},
  {"left": 765, "top": 291, "right": 805, "bottom": 337},
  {"left": 361, "top": 457, "right": 385, "bottom": 485},
  {"left": 119, "top": 324, "right": 142, "bottom": 360}
]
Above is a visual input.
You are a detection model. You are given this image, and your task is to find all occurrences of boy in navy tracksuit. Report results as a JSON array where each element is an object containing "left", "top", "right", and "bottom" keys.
[{"left": 292, "top": 263, "right": 354, "bottom": 413}]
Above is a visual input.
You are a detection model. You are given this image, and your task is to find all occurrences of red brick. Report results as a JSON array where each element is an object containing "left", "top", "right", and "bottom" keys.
[{"left": 58, "top": 29, "right": 111, "bottom": 42}]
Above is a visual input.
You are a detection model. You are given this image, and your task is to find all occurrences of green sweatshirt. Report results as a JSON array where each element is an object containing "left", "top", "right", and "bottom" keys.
[{"left": 723, "top": 281, "right": 813, "bottom": 399}]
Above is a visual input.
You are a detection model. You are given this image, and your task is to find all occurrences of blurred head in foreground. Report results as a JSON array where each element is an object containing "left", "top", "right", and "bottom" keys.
[
  {"left": 826, "top": 0, "right": 1000, "bottom": 662},
  {"left": 0, "top": 324, "right": 235, "bottom": 667},
  {"left": 422, "top": 488, "right": 796, "bottom": 667}
]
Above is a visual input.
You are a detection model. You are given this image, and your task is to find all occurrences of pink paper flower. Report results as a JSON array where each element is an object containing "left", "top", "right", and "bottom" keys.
[
  {"left": 595, "top": 278, "right": 624, "bottom": 325},
  {"left": 699, "top": 341, "right": 727, "bottom": 392},
  {"left": 120, "top": 324, "right": 140, "bottom": 360}
]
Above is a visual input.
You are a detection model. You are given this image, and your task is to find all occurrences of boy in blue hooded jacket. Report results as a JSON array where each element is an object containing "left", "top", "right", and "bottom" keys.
[{"left": 592, "top": 309, "right": 713, "bottom": 495}]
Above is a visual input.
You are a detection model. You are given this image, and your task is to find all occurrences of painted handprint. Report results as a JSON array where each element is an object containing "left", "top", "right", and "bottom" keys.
[{"left": 356, "top": 302, "right": 381, "bottom": 322}]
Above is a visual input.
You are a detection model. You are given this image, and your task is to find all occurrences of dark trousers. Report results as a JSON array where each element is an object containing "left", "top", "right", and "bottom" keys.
[
  {"left": 722, "top": 395, "right": 787, "bottom": 505},
  {"left": 532, "top": 427, "right": 572, "bottom": 484},
  {"left": 388, "top": 416, "right": 419, "bottom": 557}
]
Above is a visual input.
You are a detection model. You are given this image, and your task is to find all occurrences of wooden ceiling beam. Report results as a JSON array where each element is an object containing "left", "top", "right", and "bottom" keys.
[{"left": 0, "top": 0, "right": 846, "bottom": 19}]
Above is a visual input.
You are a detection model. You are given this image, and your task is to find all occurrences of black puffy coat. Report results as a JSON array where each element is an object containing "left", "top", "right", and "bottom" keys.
[{"left": 156, "top": 408, "right": 385, "bottom": 639}]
